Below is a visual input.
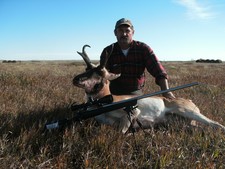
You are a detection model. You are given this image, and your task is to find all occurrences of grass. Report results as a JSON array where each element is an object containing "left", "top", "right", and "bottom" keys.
[{"left": 0, "top": 61, "right": 224, "bottom": 168}]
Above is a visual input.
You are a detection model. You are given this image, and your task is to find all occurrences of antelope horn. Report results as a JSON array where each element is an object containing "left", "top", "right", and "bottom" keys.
[{"left": 77, "top": 45, "right": 93, "bottom": 70}]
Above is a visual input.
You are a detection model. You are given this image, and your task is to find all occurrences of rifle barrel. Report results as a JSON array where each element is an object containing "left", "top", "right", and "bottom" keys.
[
  {"left": 135, "top": 82, "right": 199, "bottom": 100},
  {"left": 75, "top": 82, "right": 199, "bottom": 120}
]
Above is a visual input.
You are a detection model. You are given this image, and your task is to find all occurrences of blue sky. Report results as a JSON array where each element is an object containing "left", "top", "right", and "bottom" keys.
[{"left": 0, "top": 0, "right": 225, "bottom": 61}]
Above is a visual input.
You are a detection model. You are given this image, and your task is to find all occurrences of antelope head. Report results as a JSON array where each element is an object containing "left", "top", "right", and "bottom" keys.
[{"left": 73, "top": 45, "right": 120, "bottom": 96}]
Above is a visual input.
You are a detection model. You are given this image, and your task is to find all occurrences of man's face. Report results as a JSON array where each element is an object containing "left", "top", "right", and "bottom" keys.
[{"left": 115, "top": 25, "right": 134, "bottom": 46}]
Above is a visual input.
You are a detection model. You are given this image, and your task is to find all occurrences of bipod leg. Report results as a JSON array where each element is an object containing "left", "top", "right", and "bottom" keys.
[
  {"left": 124, "top": 106, "right": 138, "bottom": 150},
  {"left": 124, "top": 105, "right": 146, "bottom": 134},
  {"left": 123, "top": 105, "right": 138, "bottom": 133},
  {"left": 136, "top": 118, "right": 150, "bottom": 135}
]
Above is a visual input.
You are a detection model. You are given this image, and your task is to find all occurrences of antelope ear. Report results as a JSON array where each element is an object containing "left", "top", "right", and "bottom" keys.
[{"left": 105, "top": 72, "right": 121, "bottom": 81}]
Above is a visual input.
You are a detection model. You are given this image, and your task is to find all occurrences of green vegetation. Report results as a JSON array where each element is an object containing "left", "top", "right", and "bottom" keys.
[{"left": 0, "top": 61, "right": 224, "bottom": 168}]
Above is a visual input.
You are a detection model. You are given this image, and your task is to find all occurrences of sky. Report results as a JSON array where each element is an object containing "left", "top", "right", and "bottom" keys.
[{"left": 0, "top": 0, "right": 225, "bottom": 61}]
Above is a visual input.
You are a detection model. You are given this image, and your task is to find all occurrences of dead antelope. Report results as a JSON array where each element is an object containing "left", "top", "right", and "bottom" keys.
[{"left": 73, "top": 45, "right": 225, "bottom": 134}]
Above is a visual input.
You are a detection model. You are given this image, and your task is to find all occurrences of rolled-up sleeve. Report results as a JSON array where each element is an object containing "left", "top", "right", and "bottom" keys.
[{"left": 144, "top": 47, "right": 168, "bottom": 85}]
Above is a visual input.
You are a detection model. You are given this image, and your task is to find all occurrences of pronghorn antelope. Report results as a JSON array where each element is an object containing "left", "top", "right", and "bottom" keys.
[{"left": 73, "top": 45, "right": 225, "bottom": 134}]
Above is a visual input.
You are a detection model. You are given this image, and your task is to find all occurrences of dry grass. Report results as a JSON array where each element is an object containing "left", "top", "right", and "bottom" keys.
[{"left": 0, "top": 61, "right": 224, "bottom": 168}]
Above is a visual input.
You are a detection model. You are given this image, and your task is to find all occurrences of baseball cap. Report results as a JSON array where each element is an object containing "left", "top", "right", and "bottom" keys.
[{"left": 115, "top": 18, "right": 133, "bottom": 29}]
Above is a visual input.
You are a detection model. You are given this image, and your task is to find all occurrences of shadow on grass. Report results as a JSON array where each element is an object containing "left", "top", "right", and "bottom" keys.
[
  {"left": 0, "top": 107, "right": 202, "bottom": 140},
  {"left": 0, "top": 106, "right": 73, "bottom": 139}
]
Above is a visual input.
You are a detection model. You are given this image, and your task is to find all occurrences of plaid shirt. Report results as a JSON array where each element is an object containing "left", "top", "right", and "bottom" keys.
[{"left": 100, "top": 40, "right": 168, "bottom": 94}]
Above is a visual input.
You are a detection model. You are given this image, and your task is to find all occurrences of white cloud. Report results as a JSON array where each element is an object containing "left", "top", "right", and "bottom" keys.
[{"left": 174, "top": 0, "right": 216, "bottom": 20}]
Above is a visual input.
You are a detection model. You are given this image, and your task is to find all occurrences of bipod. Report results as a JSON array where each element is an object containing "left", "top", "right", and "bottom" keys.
[{"left": 123, "top": 104, "right": 141, "bottom": 150}]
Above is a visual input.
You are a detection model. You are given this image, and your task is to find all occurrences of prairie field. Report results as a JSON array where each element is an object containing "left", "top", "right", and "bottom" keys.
[{"left": 0, "top": 61, "right": 224, "bottom": 168}]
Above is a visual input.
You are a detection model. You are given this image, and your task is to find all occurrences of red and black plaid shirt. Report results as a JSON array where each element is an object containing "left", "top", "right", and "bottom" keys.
[{"left": 100, "top": 40, "right": 168, "bottom": 94}]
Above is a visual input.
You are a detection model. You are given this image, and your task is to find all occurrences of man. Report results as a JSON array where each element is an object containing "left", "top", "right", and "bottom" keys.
[{"left": 100, "top": 18, "right": 175, "bottom": 99}]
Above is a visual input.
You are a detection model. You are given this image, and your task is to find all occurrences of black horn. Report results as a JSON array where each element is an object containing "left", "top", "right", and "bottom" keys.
[{"left": 77, "top": 45, "right": 94, "bottom": 70}]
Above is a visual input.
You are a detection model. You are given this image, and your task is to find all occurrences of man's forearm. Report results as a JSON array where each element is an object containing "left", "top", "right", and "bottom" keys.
[
  {"left": 157, "top": 78, "right": 175, "bottom": 99},
  {"left": 158, "top": 78, "right": 170, "bottom": 90}
]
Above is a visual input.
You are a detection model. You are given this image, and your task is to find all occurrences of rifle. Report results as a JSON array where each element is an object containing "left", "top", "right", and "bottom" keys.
[{"left": 45, "top": 82, "right": 199, "bottom": 130}]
